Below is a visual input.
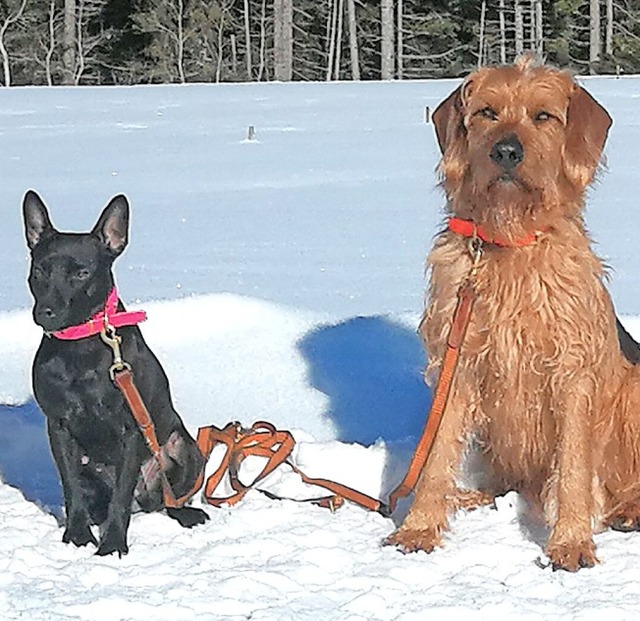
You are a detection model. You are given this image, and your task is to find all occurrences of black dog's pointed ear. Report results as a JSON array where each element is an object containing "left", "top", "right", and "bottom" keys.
[
  {"left": 564, "top": 85, "right": 612, "bottom": 187},
  {"left": 92, "top": 195, "right": 129, "bottom": 256},
  {"left": 432, "top": 84, "right": 466, "bottom": 154},
  {"left": 23, "top": 190, "right": 55, "bottom": 250}
]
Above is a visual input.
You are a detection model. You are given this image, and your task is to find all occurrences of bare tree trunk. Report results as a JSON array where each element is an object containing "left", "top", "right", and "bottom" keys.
[
  {"left": 63, "top": 0, "right": 76, "bottom": 85},
  {"left": 590, "top": 0, "right": 601, "bottom": 73},
  {"left": 215, "top": 10, "right": 226, "bottom": 82},
  {"left": 396, "top": 0, "right": 403, "bottom": 78},
  {"left": 499, "top": 0, "right": 506, "bottom": 64},
  {"left": 380, "top": 0, "right": 394, "bottom": 79},
  {"left": 257, "top": 0, "right": 267, "bottom": 80},
  {"left": 347, "top": 0, "right": 360, "bottom": 80},
  {"left": 333, "top": 0, "right": 344, "bottom": 79},
  {"left": 46, "top": 0, "right": 56, "bottom": 86},
  {"left": 0, "top": 0, "right": 28, "bottom": 86},
  {"left": 515, "top": 0, "right": 524, "bottom": 57},
  {"left": 326, "top": 0, "right": 338, "bottom": 80},
  {"left": 605, "top": 0, "right": 613, "bottom": 56},
  {"left": 243, "top": 0, "right": 252, "bottom": 79},
  {"left": 74, "top": 0, "right": 85, "bottom": 85},
  {"left": 529, "top": 0, "right": 535, "bottom": 50},
  {"left": 274, "top": 0, "right": 293, "bottom": 81},
  {"left": 177, "top": 0, "right": 185, "bottom": 82},
  {"left": 478, "top": 0, "right": 486, "bottom": 67},
  {"left": 535, "top": 0, "right": 543, "bottom": 57},
  {"left": 231, "top": 33, "right": 238, "bottom": 76}
]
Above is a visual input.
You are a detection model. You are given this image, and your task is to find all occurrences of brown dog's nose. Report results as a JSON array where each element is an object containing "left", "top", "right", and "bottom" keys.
[{"left": 490, "top": 134, "right": 524, "bottom": 171}]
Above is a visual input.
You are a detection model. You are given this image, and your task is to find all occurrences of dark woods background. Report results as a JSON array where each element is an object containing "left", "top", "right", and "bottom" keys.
[{"left": 0, "top": 0, "right": 637, "bottom": 86}]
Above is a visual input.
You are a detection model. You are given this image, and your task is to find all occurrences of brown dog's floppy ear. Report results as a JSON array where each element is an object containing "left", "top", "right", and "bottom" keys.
[
  {"left": 564, "top": 85, "right": 612, "bottom": 185},
  {"left": 432, "top": 84, "right": 465, "bottom": 154},
  {"left": 92, "top": 195, "right": 130, "bottom": 257},
  {"left": 23, "top": 190, "right": 55, "bottom": 250}
]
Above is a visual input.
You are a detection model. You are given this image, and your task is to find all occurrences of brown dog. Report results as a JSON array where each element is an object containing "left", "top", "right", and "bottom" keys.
[{"left": 386, "top": 56, "right": 640, "bottom": 571}]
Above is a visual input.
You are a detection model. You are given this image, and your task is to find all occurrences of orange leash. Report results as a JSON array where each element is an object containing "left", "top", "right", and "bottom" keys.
[
  {"left": 193, "top": 238, "right": 480, "bottom": 516},
  {"left": 386, "top": 279, "right": 477, "bottom": 513},
  {"left": 385, "top": 238, "right": 482, "bottom": 513}
]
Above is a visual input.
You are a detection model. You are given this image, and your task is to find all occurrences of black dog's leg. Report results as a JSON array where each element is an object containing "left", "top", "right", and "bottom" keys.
[
  {"left": 164, "top": 431, "right": 209, "bottom": 527},
  {"left": 48, "top": 419, "right": 98, "bottom": 548},
  {"left": 96, "top": 434, "right": 145, "bottom": 557},
  {"left": 166, "top": 507, "right": 209, "bottom": 528}
]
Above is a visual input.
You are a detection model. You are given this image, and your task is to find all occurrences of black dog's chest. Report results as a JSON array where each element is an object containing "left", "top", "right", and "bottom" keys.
[{"left": 33, "top": 338, "right": 136, "bottom": 459}]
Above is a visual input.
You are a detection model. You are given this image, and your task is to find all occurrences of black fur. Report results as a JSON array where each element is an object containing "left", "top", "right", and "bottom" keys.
[
  {"left": 23, "top": 190, "right": 208, "bottom": 557},
  {"left": 616, "top": 316, "right": 640, "bottom": 365}
]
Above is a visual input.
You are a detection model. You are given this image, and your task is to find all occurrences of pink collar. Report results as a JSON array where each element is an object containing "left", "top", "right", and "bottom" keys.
[{"left": 51, "top": 287, "right": 147, "bottom": 340}]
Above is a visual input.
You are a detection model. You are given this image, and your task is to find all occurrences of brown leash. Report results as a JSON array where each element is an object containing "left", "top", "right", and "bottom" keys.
[
  {"left": 99, "top": 239, "right": 480, "bottom": 516},
  {"left": 100, "top": 325, "right": 194, "bottom": 509}
]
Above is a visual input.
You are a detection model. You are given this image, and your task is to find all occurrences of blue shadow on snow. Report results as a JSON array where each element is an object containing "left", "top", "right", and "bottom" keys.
[
  {"left": 298, "top": 315, "right": 431, "bottom": 446},
  {"left": 0, "top": 399, "right": 62, "bottom": 518}
]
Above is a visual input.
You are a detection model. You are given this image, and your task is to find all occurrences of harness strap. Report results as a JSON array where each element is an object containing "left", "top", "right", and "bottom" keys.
[{"left": 194, "top": 421, "right": 388, "bottom": 514}]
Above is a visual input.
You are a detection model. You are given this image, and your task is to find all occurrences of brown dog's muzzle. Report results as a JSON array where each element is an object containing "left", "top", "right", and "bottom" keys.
[{"left": 490, "top": 134, "right": 524, "bottom": 172}]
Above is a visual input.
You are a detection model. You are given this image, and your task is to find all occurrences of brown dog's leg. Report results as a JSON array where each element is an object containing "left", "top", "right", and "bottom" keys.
[
  {"left": 545, "top": 379, "right": 599, "bottom": 571},
  {"left": 385, "top": 389, "right": 472, "bottom": 553}
]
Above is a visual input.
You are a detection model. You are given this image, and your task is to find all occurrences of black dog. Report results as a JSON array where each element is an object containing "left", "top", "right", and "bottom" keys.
[{"left": 23, "top": 190, "right": 208, "bottom": 556}]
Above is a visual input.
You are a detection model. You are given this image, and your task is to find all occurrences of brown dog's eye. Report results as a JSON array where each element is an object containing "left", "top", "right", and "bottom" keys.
[
  {"left": 475, "top": 107, "right": 498, "bottom": 121},
  {"left": 534, "top": 111, "right": 554, "bottom": 122}
]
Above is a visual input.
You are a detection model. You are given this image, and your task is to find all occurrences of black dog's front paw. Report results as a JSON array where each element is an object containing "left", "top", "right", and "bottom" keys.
[
  {"left": 166, "top": 506, "right": 210, "bottom": 528},
  {"left": 62, "top": 516, "right": 98, "bottom": 548},
  {"left": 96, "top": 525, "right": 129, "bottom": 557}
]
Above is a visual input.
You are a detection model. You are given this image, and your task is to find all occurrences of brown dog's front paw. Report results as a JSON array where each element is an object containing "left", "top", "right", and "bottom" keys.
[
  {"left": 383, "top": 526, "right": 443, "bottom": 554},
  {"left": 545, "top": 540, "right": 599, "bottom": 572}
]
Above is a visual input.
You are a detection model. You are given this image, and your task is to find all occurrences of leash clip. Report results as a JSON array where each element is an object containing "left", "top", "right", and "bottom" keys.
[
  {"left": 467, "top": 229, "right": 483, "bottom": 276},
  {"left": 100, "top": 324, "right": 132, "bottom": 380}
]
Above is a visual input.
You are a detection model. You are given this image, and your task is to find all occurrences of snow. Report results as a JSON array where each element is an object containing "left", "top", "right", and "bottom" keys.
[{"left": 1, "top": 76, "right": 640, "bottom": 619}]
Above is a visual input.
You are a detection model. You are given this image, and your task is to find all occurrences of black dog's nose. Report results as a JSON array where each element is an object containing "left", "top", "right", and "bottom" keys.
[
  {"left": 490, "top": 134, "right": 524, "bottom": 171},
  {"left": 35, "top": 306, "right": 56, "bottom": 327}
]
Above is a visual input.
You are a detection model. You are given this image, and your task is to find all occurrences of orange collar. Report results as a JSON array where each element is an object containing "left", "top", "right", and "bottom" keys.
[{"left": 448, "top": 217, "right": 540, "bottom": 248}]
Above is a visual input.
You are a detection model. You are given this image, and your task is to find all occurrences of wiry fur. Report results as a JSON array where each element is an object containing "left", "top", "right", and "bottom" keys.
[{"left": 386, "top": 57, "right": 640, "bottom": 571}]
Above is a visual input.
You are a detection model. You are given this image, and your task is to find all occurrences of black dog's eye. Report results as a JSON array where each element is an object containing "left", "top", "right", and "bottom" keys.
[
  {"left": 31, "top": 267, "right": 43, "bottom": 280},
  {"left": 75, "top": 268, "right": 91, "bottom": 280},
  {"left": 475, "top": 107, "right": 498, "bottom": 121},
  {"left": 534, "top": 111, "right": 554, "bottom": 123}
]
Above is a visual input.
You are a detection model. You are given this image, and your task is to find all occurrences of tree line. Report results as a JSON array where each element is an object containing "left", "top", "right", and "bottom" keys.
[{"left": 0, "top": 0, "right": 638, "bottom": 86}]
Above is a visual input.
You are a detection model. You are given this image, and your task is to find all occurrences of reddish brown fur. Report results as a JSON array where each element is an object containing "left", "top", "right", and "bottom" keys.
[{"left": 386, "top": 57, "right": 640, "bottom": 571}]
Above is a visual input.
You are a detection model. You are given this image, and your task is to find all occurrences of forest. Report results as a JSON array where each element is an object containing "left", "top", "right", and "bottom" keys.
[{"left": 0, "top": 1, "right": 638, "bottom": 86}]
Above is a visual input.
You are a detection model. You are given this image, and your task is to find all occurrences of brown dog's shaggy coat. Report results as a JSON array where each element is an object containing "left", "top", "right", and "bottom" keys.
[{"left": 386, "top": 56, "right": 640, "bottom": 571}]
